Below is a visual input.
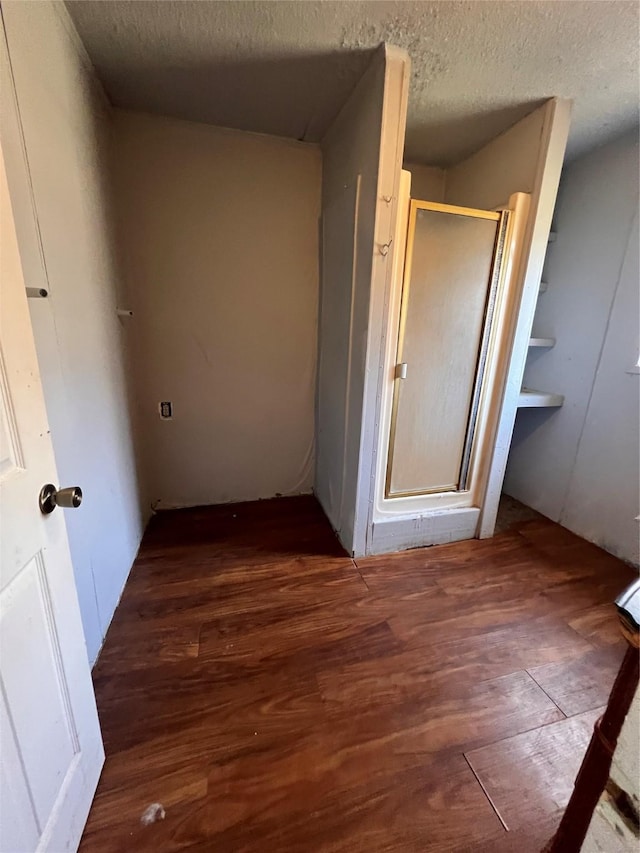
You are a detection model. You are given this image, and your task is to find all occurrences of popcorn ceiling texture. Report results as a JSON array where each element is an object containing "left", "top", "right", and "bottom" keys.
[{"left": 67, "top": 0, "right": 638, "bottom": 166}]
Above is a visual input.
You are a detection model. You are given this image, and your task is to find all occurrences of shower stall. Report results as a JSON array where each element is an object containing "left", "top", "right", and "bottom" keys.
[
  {"left": 372, "top": 172, "right": 531, "bottom": 543},
  {"left": 315, "top": 90, "right": 571, "bottom": 557}
]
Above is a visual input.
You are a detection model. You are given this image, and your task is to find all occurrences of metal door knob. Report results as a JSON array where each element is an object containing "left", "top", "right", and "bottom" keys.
[{"left": 39, "top": 483, "right": 83, "bottom": 514}]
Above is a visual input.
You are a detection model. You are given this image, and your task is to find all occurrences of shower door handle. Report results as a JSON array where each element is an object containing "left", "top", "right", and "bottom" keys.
[{"left": 395, "top": 363, "right": 408, "bottom": 380}]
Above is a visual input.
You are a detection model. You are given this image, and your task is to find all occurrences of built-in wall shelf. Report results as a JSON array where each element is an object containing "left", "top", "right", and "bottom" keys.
[
  {"left": 529, "top": 336, "right": 555, "bottom": 348},
  {"left": 518, "top": 388, "right": 564, "bottom": 408}
]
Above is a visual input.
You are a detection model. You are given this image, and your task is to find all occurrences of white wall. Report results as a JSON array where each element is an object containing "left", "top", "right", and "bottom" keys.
[
  {"left": 315, "top": 45, "right": 410, "bottom": 555},
  {"left": 403, "top": 162, "right": 445, "bottom": 201},
  {"left": 112, "top": 111, "right": 321, "bottom": 508},
  {"left": 505, "top": 132, "right": 640, "bottom": 566},
  {"left": 1, "top": 1, "right": 145, "bottom": 664}
]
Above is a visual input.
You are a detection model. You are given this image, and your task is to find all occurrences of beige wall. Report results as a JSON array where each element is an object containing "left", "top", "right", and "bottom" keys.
[
  {"left": 403, "top": 162, "right": 445, "bottom": 201},
  {"left": 440, "top": 100, "right": 571, "bottom": 539},
  {"left": 445, "top": 106, "right": 548, "bottom": 209},
  {"left": 316, "top": 45, "right": 410, "bottom": 555},
  {"left": 316, "top": 50, "right": 387, "bottom": 548},
  {"left": 113, "top": 111, "right": 321, "bottom": 508},
  {"left": 1, "top": 1, "right": 145, "bottom": 664}
]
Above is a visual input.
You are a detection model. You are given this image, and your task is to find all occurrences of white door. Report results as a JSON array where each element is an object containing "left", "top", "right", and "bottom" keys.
[{"left": 0, "top": 144, "right": 104, "bottom": 851}]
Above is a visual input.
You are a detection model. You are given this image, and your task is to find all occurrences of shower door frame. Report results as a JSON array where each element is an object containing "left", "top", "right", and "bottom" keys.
[{"left": 385, "top": 199, "right": 510, "bottom": 500}]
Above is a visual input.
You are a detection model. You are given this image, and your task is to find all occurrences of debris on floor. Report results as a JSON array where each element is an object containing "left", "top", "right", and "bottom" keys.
[{"left": 140, "top": 803, "right": 165, "bottom": 826}]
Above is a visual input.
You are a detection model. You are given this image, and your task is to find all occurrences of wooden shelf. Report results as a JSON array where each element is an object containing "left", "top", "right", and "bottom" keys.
[
  {"left": 529, "top": 337, "right": 555, "bottom": 348},
  {"left": 518, "top": 388, "right": 564, "bottom": 408}
]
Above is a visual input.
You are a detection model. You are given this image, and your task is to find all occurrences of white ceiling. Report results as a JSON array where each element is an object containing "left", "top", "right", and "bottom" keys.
[{"left": 66, "top": 0, "right": 639, "bottom": 167}]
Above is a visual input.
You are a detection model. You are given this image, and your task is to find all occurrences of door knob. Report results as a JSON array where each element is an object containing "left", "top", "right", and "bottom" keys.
[{"left": 39, "top": 483, "right": 83, "bottom": 514}]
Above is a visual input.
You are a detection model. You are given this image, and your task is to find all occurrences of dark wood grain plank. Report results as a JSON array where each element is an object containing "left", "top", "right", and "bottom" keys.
[
  {"left": 462, "top": 812, "right": 561, "bottom": 853},
  {"left": 79, "top": 495, "right": 635, "bottom": 852},
  {"left": 320, "top": 669, "right": 564, "bottom": 757},
  {"left": 92, "top": 623, "right": 201, "bottom": 678},
  {"left": 528, "top": 644, "right": 626, "bottom": 716},
  {"left": 567, "top": 602, "right": 623, "bottom": 648},
  {"left": 80, "top": 765, "right": 208, "bottom": 852},
  {"left": 95, "top": 661, "right": 325, "bottom": 762},
  {"left": 318, "top": 616, "right": 593, "bottom": 711},
  {"left": 169, "top": 756, "right": 503, "bottom": 853},
  {"left": 466, "top": 707, "right": 603, "bottom": 830}
]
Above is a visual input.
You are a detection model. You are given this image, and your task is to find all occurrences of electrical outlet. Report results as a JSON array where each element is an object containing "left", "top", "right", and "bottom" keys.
[{"left": 159, "top": 401, "right": 173, "bottom": 420}]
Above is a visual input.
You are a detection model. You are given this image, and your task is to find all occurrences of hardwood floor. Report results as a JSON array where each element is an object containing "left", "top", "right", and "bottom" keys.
[{"left": 80, "top": 495, "right": 635, "bottom": 852}]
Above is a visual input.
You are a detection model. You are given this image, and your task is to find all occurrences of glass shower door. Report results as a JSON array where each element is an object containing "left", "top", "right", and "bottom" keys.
[{"left": 386, "top": 201, "right": 509, "bottom": 498}]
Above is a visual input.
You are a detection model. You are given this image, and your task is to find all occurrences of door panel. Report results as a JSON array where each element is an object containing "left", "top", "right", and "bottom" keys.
[
  {"left": 0, "top": 142, "right": 104, "bottom": 852},
  {"left": 1, "top": 553, "right": 78, "bottom": 823},
  {"left": 387, "top": 202, "right": 501, "bottom": 497}
]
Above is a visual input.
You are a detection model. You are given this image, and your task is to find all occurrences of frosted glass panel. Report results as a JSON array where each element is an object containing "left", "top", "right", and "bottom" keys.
[{"left": 388, "top": 206, "right": 499, "bottom": 496}]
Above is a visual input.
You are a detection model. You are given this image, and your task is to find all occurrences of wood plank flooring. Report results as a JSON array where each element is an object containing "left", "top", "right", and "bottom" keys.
[{"left": 80, "top": 495, "right": 635, "bottom": 852}]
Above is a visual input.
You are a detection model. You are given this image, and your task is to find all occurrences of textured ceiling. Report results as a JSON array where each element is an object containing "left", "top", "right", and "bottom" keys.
[{"left": 66, "top": 0, "right": 639, "bottom": 166}]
